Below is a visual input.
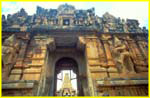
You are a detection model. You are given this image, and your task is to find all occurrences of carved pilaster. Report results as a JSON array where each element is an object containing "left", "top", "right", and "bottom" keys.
[
  {"left": 97, "top": 39, "right": 107, "bottom": 66},
  {"left": 101, "top": 35, "right": 115, "bottom": 67},
  {"left": 86, "top": 38, "right": 99, "bottom": 59},
  {"left": 126, "top": 36, "right": 144, "bottom": 65},
  {"left": 135, "top": 39, "right": 148, "bottom": 72},
  {"left": 103, "top": 41, "right": 114, "bottom": 66},
  {"left": 138, "top": 41, "right": 148, "bottom": 60}
]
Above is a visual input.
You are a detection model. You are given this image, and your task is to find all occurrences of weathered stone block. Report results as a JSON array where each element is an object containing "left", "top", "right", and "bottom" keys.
[
  {"left": 23, "top": 67, "right": 41, "bottom": 74},
  {"left": 90, "top": 66, "right": 107, "bottom": 72},
  {"left": 88, "top": 59, "right": 100, "bottom": 66},
  {"left": 9, "top": 75, "right": 21, "bottom": 80},
  {"left": 118, "top": 72, "right": 148, "bottom": 79},
  {"left": 40, "top": 53, "right": 45, "bottom": 58},
  {"left": 135, "top": 66, "right": 148, "bottom": 72},
  {"left": 28, "top": 64, "right": 43, "bottom": 67},
  {"left": 14, "top": 60, "right": 23, "bottom": 68},
  {"left": 86, "top": 42, "right": 99, "bottom": 59},
  {"left": 11, "top": 69, "right": 22, "bottom": 74},
  {"left": 22, "top": 74, "right": 41, "bottom": 80},
  {"left": 28, "top": 59, "right": 44, "bottom": 67},
  {"left": 99, "top": 67, "right": 107, "bottom": 72},
  {"left": 91, "top": 72, "right": 108, "bottom": 79},
  {"left": 109, "top": 73, "right": 120, "bottom": 78},
  {"left": 31, "top": 59, "right": 44, "bottom": 65},
  {"left": 107, "top": 67, "right": 118, "bottom": 73}
]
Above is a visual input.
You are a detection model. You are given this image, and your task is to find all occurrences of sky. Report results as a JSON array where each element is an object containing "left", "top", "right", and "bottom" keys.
[{"left": 2, "top": 2, "right": 149, "bottom": 28}]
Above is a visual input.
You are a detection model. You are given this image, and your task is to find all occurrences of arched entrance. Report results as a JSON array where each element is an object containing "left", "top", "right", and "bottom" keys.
[{"left": 54, "top": 57, "right": 83, "bottom": 96}]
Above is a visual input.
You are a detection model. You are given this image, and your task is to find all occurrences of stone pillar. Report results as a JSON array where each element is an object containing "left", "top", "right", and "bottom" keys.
[
  {"left": 8, "top": 33, "right": 30, "bottom": 81},
  {"left": 136, "top": 41, "right": 148, "bottom": 67},
  {"left": 85, "top": 37, "right": 99, "bottom": 96},
  {"left": 86, "top": 39, "right": 99, "bottom": 59},
  {"left": 126, "top": 39, "right": 142, "bottom": 65},
  {"left": 138, "top": 41, "right": 148, "bottom": 60},
  {"left": 103, "top": 40, "right": 115, "bottom": 67},
  {"left": 100, "top": 34, "right": 115, "bottom": 67},
  {"left": 58, "top": 16, "right": 63, "bottom": 26},
  {"left": 70, "top": 17, "right": 74, "bottom": 26},
  {"left": 86, "top": 64, "right": 95, "bottom": 96}
]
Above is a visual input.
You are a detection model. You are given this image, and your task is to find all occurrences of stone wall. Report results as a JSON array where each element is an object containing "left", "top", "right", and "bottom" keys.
[
  {"left": 2, "top": 34, "right": 48, "bottom": 96},
  {"left": 2, "top": 4, "right": 148, "bottom": 96},
  {"left": 2, "top": 31, "right": 148, "bottom": 96},
  {"left": 84, "top": 34, "right": 148, "bottom": 96}
]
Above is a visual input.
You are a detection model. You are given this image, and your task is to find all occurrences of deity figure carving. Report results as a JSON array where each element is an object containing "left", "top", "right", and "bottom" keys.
[
  {"left": 2, "top": 34, "right": 21, "bottom": 80},
  {"left": 2, "top": 34, "right": 20, "bottom": 66},
  {"left": 112, "top": 36, "right": 135, "bottom": 73}
]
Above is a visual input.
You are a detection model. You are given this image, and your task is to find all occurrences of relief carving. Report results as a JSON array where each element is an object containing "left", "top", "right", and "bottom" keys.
[
  {"left": 101, "top": 34, "right": 115, "bottom": 66},
  {"left": 2, "top": 34, "right": 21, "bottom": 80},
  {"left": 2, "top": 34, "right": 20, "bottom": 66},
  {"left": 112, "top": 36, "right": 135, "bottom": 73}
]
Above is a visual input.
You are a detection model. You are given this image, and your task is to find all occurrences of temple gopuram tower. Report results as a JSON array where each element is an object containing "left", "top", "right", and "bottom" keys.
[
  {"left": 2, "top": 3, "right": 148, "bottom": 96},
  {"left": 56, "top": 73, "right": 76, "bottom": 96}
]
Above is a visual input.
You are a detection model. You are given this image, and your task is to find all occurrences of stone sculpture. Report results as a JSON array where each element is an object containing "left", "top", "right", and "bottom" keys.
[
  {"left": 2, "top": 34, "right": 20, "bottom": 66},
  {"left": 112, "top": 36, "right": 135, "bottom": 73},
  {"left": 2, "top": 4, "right": 147, "bottom": 33}
]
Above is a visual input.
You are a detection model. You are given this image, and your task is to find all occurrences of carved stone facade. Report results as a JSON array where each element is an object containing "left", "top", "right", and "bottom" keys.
[{"left": 2, "top": 4, "right": 148, "bottom": 96}]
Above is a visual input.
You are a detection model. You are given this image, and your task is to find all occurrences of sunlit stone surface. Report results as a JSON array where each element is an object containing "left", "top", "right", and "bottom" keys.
[{"left": 2, "top": 3, "right": 148, "bottom": 96}]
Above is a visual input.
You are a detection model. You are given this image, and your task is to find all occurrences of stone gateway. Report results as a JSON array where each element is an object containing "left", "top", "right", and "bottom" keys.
[{"left": 2, "top": 4, "right": 148, "bottom": 96}]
